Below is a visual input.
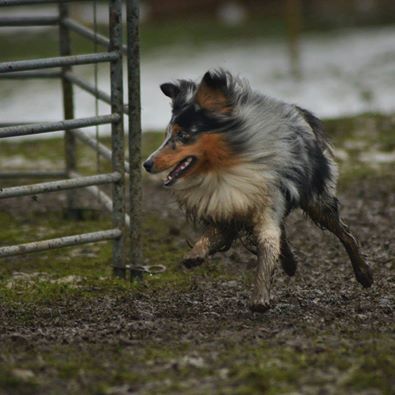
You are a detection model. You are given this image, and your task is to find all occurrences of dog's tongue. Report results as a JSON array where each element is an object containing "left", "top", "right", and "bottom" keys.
[{"left": 164, "top": 157, "right": 193, "bottom": 187}]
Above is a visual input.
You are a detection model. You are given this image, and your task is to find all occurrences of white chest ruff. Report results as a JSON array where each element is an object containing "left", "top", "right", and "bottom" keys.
[{"left": 173, "top": 164, "right": 269, "bottom": 222}]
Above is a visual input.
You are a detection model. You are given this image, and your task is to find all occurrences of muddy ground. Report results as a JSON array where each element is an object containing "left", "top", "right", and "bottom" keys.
[{"left": 0, "top": 116, "right": 394, "bottom": 394}]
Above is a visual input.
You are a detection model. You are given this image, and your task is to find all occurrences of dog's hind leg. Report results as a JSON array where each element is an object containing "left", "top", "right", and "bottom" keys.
[
  {"left": 303, "top": 196, "right": 373, "bottom": 287},
  {"left": 280, "top": 225, "right": 297, "bottom": 276},
  {"left": 250, "top": 208, "right": 281, "bottom": 312},
  {"left": 182, "top": 226, "right": 235, "bottom": 269}
]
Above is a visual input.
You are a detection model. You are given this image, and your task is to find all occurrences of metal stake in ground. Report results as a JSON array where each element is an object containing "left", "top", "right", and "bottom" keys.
[
  {"left": 127, "top": 0, "right": 143, "bottom": 278},
  {"left": 109, "top": 0, "right": 126, "bottom": 278}
]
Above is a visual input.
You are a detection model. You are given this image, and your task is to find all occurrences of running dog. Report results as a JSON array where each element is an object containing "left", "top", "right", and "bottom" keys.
[{"left": 143, "top": 69, "right": 373, "bottom": 312}]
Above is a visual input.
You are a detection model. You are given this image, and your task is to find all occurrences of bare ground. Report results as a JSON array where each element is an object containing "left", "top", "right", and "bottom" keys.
[
  {"left": 0, "top": 174, "right": 394, "bottom": 395},
  {"left": 1, "top": 115, "right": 395, "bottom": 394}
]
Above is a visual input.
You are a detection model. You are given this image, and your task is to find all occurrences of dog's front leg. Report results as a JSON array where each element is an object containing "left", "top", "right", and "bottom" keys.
[
  {"left": 250, "top": 211, "right": 281, "bottom": 312},
  {"left": 182, "top": 226, "right": 234, "bottom": 269}
]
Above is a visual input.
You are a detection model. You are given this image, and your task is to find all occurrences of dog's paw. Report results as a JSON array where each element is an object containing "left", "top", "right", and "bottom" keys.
[
  {"left": 249, "top": 302, "right": 271, "bottom": 313},
  {"left": 356, "top": 265, "right": 373, "bottom": 288},
  {"left": 281, "top": 256, "right": 297, "bottom": 277},
  {"left": 280, "top": 246, "right": 297, "bottom": 276},
  {"left": 181, "top": 256, "right": 205, "bottom": 269},
  {"left": 249, "top": 298, "right": 271, "bottom": 313}
]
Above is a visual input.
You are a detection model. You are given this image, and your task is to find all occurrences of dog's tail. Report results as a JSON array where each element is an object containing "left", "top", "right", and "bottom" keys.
[{"left": 296, "top": 106, "right": 334, "bottom": 156}]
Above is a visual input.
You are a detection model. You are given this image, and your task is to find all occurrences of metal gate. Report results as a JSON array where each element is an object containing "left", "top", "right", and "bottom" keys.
[{"left": 0, "top": 0, "right": 142, "bottom": 278}]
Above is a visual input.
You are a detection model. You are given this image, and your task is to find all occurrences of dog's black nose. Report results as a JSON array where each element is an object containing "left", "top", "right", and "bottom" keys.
[{"left": 143, "top": 159, "right": 154, "bottom": 173}]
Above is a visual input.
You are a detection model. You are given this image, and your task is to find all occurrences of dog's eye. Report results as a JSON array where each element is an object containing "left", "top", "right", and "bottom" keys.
[{"left": 177, "top": 130, "right": 190, "bottom": 143}]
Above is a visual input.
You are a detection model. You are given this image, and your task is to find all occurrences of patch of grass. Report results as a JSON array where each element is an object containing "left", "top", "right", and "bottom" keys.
[
  {"left": 0, "top": 15, "right": 287, "bottom": 63},
  {"left": 0, "top": 137, "right": 64, "bottom": 163},
  {"left": 323, "top": 112, "right": 395, "bottom": 152},
  {"left": 337, "top": 162, "right": 393, "bottom": 190},
  {"left": 0, "top": 210, "right": 183, "bottom": 306},
  {"left": 139, "top": 15, "right": 287, "bottom": 54},
  {"left": 141, "top": 131, "right": 164, "bottom": 158},
  {"left": 1, "top": 332, "right": 392, "bottom": 395},
  {"left": 0, "top": 371, "right": 38, "bottom": 395},
  {"left": 221, "top": 334, "right": 395, "bottom": 395},
  {"left": 321, "top": 113, "right": 395, "bottom": 189},
  {"left": 0, "top": 210, "right": 112, "bottom": 276}
]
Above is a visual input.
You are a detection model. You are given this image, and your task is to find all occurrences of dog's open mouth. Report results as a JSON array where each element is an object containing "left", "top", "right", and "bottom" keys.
[{"left": 164, "top": 156, "right": 196, "bottom": 187}]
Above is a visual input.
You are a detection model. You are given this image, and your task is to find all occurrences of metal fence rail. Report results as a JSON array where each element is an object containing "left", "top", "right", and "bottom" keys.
[
  {"left": 0, "top": 172, "right": 120, "bottom": 199},
  {"left": 0, "top": 16, "right": 59, "bottom": 26},
  {"left": 0, "top": 229, "right": 122, "bottom": 257},
  {"left": 0, "top": 71, "right": 61, "bottom": 79},
  {"left": 0, "top": 0, "right": 91, "bottom": 5},
  {"left": 0, "top": 0, "right": 143, "bottom": 277},
  {"left": 0, "top": 171, "right": 66, "bottom": 179},
  {"left": 71, "top": 129, "right": 130, "bottom": 172},
  {"left": 0, "top": 114, "right": 119, "bottom": 138},
  {"left": 65, "top": 72, "right": 129, "bottom": 114},
  {"left": 0, "top": 52, "right": 119, "bottom": 73}
]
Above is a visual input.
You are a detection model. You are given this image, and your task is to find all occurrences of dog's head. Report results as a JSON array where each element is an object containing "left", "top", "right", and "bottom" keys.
[{"left": 143, "top": 70, "right": 240, "bottom": 187}]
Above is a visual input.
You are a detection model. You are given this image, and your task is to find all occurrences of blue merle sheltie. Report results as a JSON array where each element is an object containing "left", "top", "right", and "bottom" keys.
[{"left": 143, "top": 69, "right": 373, "bottom": 312}]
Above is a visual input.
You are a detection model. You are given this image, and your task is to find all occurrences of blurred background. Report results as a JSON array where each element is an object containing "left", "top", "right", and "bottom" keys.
[{"left": 0, "top": 0, "right": 395, "bottom": 132}]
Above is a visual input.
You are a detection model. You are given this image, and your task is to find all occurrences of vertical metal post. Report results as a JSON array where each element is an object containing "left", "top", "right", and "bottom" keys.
[
  {"left": 126, "top": 0, "right": 143, "bottom": 274},
  {"left": 109, "top": 0, "right": 126, "bottom": 278},
  {"left": 285, "top": 0, "right": 302, "bottom": 79},
  {"left": 58, "top": 3, "right": 77, "bottom": 215}
]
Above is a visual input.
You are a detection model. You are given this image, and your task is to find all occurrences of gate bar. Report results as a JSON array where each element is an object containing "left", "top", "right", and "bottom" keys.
[
  {"left": 109, "top": 0, "right": 126, "bottom": 278},
  {"left": 58, "top": 2, "right": 76, "bottom": 214},
  {"left": 0, "top": 114, "right": 119, "bottom": 138},
  {"left": 0, "top": 172, "right": 120, "bottom": 199},
  {"left": 0, "top": 171, "right": 66, "bottom": 179},
  {"left": 71, "top": 129, "right": 130, "bottom": 172},
  {"left": 0, "top": 122, "right": 51, "bottom": 127},
  {"left": 83, "top": 183, "right": 131, "bottom": 228},
  {"left": 71, "top": 171, "right": 131, "bottom": 227},
  {"left": 62, "top": 18, "right": 128, "bottom": 54},
  {"left": 127, "top": 0, "right": 143, "bottom": 268},
  {"left": 65, "top": 71, "right": 128, "bottom": 114},
  {"left": 0, "top": 0, "right": 92, "bottom": 6},
  {"left": 65, "top": 71, "right": 111, "bottom": 104},
  {"left": 0, "top": 16, "right": 59, "bottom": 26},
  {"left": 63, "top": 18, "right": 110, "bottom": 49},
  {"left": 0, "top": 71, "right": 61, "bottom": 79},
  {"left": 0, "top": 229, "right": 122, "bottom": 258},
  {"left": 0, "top": 52, "right": 119, "bottom": 73}
]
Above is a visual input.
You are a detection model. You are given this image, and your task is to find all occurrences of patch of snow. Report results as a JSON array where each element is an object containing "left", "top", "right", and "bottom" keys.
[
  {"left": 359, "top": 150, "right": 395, "bottom": 163},
  {"left": 217, "top": 2, "right": 247, "bottom": 26},
  {"left": 0, "top": 26, "right": 395, "bottom": 139},
  {"left": 333, "top": 148, "right": 349, "bottom": 161}
]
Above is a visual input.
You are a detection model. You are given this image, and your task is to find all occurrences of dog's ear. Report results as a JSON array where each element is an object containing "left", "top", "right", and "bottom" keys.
[
  {"left": 160, "top": 83, "right": 180, "bottom": 100},
  {"left": 195, "top": 71, "right": 231, "bottom": 114},
  {"left": 200, "top": 71, "right": 228, "bottom": 91}
]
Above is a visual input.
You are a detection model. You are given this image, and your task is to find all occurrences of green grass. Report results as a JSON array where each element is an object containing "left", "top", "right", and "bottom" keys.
[
  {"left": 325, "top": 112, "right": 395, "bottom": 152},
  {"left": 0, "top": 15, "right": 287, "bottom": 62},
  {"left": 0, "top": 333, "right": 392, "bottom": 395},
  {"left": 139, "top": 15, "right": 287, "bottom": 54}
]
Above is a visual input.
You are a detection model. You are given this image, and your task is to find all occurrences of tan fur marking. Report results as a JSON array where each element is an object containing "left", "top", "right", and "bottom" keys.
[
  {"left": 187, "top": 133, "right": 239, "bottom": 175},
  {"left": 152, "top": 133, "right": 239, "bottom": 175},
  {"left": 153, "top": 144, "right": 191, "bottom": 172},
  {"left": 195, "top": 82, "right": 231, "bottom": 113}
]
